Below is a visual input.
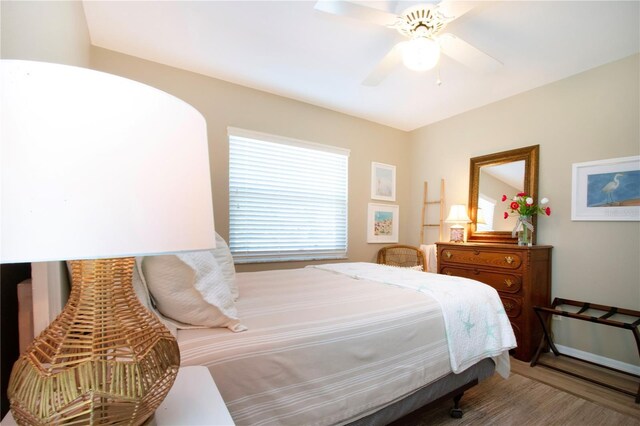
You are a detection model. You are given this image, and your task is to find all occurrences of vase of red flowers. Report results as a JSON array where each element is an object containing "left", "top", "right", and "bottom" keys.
[
  {"left": 517, "top": 215, "right": 533, "bottom": 246},
  {"left": 502, "top": 193, "right": 551, "bottom": 246}
]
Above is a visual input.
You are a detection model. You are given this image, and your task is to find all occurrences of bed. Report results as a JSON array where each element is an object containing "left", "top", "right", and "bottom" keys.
[
  {"left": 175, "top": 262, "right": 515, "bottom": 425},
  {"left": 20, "top": 254, "right": 515, "bottom": 425}
]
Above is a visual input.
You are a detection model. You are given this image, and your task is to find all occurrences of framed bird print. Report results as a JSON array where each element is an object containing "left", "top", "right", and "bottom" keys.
[{"left": 571, "top": 155, "right": 640, "bottom": 221}]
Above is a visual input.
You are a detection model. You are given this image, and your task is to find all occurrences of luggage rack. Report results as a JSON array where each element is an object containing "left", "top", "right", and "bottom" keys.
[{"left": 530, "top": 298, "right": 640, "bottom": 403}]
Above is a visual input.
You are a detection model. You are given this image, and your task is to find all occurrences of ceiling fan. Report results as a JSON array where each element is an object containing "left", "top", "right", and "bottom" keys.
[{"left": 315, "top": 1, "right": 502, "bottom": 86}]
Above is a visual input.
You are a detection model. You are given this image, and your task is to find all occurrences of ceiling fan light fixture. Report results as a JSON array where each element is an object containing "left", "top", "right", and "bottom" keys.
[{"left": 402, "top": 37, "right": 440, "bottom": 72}]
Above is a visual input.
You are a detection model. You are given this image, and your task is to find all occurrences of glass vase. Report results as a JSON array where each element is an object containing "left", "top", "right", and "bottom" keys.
[{"left": 518, "top": 216, "right": 533, "bottom": 246}]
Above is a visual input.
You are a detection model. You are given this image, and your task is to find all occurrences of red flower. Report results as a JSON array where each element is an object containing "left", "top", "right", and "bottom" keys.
[{"left": 502, "top": 192, "right": 551, "bottom": 221}]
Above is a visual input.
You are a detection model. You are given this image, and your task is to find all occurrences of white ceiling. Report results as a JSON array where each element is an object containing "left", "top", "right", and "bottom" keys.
[{"left": 82, "top": 1, "right": 639, "bottom": 131}]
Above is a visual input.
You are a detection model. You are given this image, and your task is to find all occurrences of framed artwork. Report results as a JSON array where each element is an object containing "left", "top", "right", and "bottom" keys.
[
  {"left": 367, "top": 203, "right": 399, "bottom": 243},
  {"left": 371, "top": 162, "right": 396, "bottom": 201},
  {"left": 571, "top": 155, "right": 640, "bottom": 221}
]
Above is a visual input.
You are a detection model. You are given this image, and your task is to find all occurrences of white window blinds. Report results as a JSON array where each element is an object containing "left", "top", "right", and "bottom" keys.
[{"left": 228, "top": 128, "right": 349, "bottom": 263}]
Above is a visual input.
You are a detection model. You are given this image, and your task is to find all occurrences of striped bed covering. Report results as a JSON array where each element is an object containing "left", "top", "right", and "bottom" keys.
[{"left": 178, "top": 265, "right": 509, "bottom": 425}]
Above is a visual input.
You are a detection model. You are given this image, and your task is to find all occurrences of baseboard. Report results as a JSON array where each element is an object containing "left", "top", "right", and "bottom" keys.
[{"left": 555, "top": 344, "right": 640, "bottom": 376}]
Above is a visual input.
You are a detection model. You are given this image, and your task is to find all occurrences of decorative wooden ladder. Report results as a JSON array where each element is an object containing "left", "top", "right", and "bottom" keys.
[{"left": 420, "top": 179, "right": 445, "bottom": 244}]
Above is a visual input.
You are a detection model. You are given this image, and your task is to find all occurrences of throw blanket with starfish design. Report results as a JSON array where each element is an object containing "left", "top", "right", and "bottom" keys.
[{"left": 310, "top": 262, "right": 516, "bottom": 378}]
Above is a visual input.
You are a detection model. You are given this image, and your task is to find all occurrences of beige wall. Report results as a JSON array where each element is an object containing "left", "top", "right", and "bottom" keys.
[
  {"left": 0, "top": 0, "right": 90, "bottom": 66},
  {"left": 409, "top": 54, "right": 640, "bottom": 366},
  {"left": 90, "top": 47, "right": 412, "bottom": 272}
]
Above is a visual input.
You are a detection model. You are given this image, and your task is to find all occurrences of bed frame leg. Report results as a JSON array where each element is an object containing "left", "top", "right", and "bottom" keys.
[{"left": 449, "top": 393, "right": 464, "bottom": 419}]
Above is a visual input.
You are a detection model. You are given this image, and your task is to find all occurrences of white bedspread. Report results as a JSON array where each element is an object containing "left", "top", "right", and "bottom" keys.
[{"left": 310, "top": 263, "right": 516, "bottom": 378}]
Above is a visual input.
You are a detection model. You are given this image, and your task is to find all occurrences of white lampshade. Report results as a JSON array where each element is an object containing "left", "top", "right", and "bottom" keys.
[
  {"left": 1, "top": 60, "right": 216, "bottom": 263},
  {"left": 445, "top": 205, "right": 471, "bottom": 224},
  {"left": 401, "top": 37, "right": 440, "bottom": 72}
]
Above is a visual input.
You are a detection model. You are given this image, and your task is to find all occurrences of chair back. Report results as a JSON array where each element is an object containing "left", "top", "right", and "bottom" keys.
[{"left": 376, "top": 245, "right": 426, "bottom": 270}]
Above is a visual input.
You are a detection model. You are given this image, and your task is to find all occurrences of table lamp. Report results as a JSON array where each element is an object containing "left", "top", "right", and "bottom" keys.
[
  {"left": 1, "top": 60, "right": 216, "bottom": 425},
  {"left": 445, "top": 204, "right": 471, "bottom": 243}
]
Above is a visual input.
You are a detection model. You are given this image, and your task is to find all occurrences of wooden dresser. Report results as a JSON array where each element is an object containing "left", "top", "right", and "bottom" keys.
[{"left": 436, "top": 242, "right": 552, "bottom": 362}]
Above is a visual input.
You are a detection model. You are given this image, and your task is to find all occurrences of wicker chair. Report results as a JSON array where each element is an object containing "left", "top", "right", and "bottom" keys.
[{"left": 376, "top": 245, "right": 426, "bottom": 270}]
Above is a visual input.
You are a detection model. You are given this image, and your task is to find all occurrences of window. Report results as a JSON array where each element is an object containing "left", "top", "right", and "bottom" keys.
[
  {"left": 228, "top": 128, "right": 349, "bottom": 263},
  {"left": 477, "top": 194, "right": 496, "bottom": 231}
]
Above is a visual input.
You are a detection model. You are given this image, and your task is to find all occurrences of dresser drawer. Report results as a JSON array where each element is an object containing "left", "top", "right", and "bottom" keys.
[
  {"left": 439, "top": 247, "right": 522, "bottom": 270},
  {"left": 501, "top": 295, "right": 522, "bottom": 319},
  {"left": 440, "top": 266, "right": 522, "bottom": 294}
]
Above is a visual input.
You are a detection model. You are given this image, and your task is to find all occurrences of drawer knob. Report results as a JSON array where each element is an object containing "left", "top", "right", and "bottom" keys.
[
  {"left": 445, "top": 251, "right": 452, "bottom": 259},
  {"left": 473, "top": 269, "right": 480, "bottom": 275},
  {"left": 504, "top": 301, "right": 514, "bottom": 311},
  {"left": 445, "top": 271, "right": 452, "bottom": 276},
  {"left": 504, "top": 278, "right": 513, "bottom": 288},
  {"left": 473, "top": 250, "right": 480, "bottom": 255},
  {"left": 504, "top": 256, "right": 514, "bottom": 264}
]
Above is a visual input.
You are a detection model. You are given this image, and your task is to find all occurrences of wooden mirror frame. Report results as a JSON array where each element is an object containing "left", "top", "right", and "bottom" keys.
[{"left": 467, "top": 145, "right": 539, "bottom": 244}]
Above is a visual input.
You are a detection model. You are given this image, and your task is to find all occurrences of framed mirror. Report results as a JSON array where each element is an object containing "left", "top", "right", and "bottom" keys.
[{"left": 468, "top": 145, "right": 539, "bottom": 244}]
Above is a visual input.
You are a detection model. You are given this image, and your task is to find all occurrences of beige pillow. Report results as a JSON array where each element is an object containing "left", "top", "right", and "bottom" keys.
[
  {"left": 138, "top": 252, "right": 246, "bottom": 332},
  {"left": 212, "top": 233, "right": 239, "bottom": 300},
  {"left": 131, "top": 262, "right": 178, "bottom": 337}
]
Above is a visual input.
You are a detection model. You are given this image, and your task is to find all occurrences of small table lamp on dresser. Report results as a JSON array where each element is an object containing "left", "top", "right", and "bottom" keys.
[
  {"left": 445, "top": 205, "right": 471, "bottom": 243},
  {"left": 0, "top": 61, "right": 216, "bottom": 425}
]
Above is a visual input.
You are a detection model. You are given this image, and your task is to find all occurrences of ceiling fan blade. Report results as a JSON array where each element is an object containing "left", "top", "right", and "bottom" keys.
[
  {"left": 362, "top": 43, "right": 403, "bottom": 86},
  {"left": 438, "top": 33, "right": 502, "bottom": 72},
  {"left": 437, "top": 0, "right": 477, "bottom": 21},
  {"left": 314, "top": 1, "right": 399, "bottom": 27}
]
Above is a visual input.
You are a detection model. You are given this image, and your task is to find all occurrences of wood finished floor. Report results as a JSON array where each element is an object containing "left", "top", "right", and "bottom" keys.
[
  {"left": 395, "top": 372, "right": 638, "bottom": 425},
  {"left": 511, "top": 353, "right": 639, "bottom": 419},
  {"left": 392, "top": 354, "right": 639, "bottom": 426}
]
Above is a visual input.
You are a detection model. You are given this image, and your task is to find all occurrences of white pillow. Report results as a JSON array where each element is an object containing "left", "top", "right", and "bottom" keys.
[
  {"left": 138, "top": 252, "right": 247, "bottom": 332},
  {"left": 212, "top": 233, "right": 239, "bottom": 300}
]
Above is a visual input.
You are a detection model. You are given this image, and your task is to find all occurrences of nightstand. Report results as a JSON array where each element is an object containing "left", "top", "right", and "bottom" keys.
[
  {"left": 2, "top": 366, "right": 234, "bottom": 426},
  {"left": 151, "top": 365, "right": 235, "bottom": 425},
  {"left": 436, "top": 242, "right": 552, "bottom": 362}
]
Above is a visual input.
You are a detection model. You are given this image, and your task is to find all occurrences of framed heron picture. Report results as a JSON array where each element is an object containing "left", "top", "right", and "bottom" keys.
[{"left": 571, "top": 155, "right": 640, "bottom": 221}]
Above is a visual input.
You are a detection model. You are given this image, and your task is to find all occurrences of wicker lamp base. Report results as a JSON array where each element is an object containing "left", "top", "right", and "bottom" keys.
[{"left": 7, "top": 258, "right": 180, "bottom": 425}]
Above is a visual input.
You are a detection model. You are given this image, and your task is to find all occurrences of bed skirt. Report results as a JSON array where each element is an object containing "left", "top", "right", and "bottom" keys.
[{"left": 347, "top": 358, "right": 495, "bottom": 425}]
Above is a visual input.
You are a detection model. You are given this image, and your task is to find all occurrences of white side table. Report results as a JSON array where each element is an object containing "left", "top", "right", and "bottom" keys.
[
  {"left": 152, "top": 366, "right": 235, "bottom": 425},
  {"left": 2, "top": 366, "right": 234, "bottom": 426}
]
